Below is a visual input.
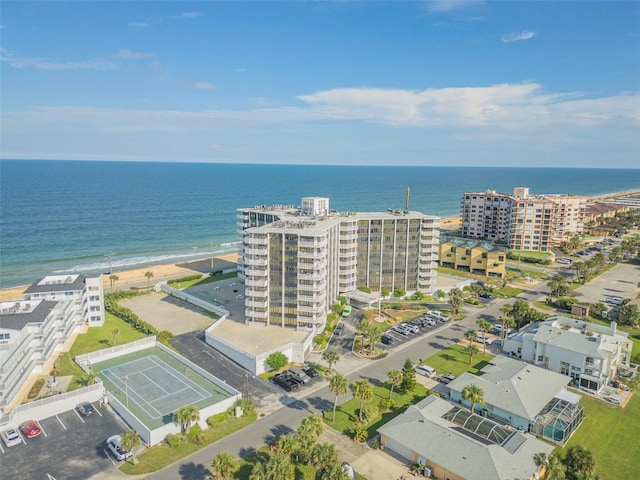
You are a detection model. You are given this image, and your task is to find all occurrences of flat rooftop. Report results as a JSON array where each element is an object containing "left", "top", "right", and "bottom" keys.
[{"left": 212, "top": 318, "right": 310, "bottom": 355}]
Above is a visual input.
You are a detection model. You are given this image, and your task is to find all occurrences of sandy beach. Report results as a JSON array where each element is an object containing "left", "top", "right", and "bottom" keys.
[{"left": 0, "top": 253, "right": 240, "bottom": 302}]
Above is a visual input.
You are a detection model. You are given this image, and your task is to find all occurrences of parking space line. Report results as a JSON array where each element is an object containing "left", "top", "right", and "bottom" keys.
[
  {"left": 0, "top": 443, "right": 4, "bottom": 454},
  {"left": 56, "top": 414, "right": 67, "bottom": 430},
  {"left": 94, "top": 404, "right": 103, "bottom": 417},
  {"left": 106, "top": 449, "right": 117, "bottom": 466},
  {"left": 39, "top": 421, "right": 48, "bottom": 437},
  {"left": 74, "top": 408, "right": 86, "bottom": 423}
]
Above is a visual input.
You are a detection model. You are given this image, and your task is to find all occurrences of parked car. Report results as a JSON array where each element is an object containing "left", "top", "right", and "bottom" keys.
[
  {"left": 380, "top": 334, "right": 394, "bottom": 345},
  {"left": 603, "top": 397, "right": 621, "bottom": 406},
  {"left": 606, "top": 296, "right": 623, "bottom": 305},
  {"left": 415, "top": 364, "right": 437, "bottom": 378},
  {"left": 288, "top": 367, "right": 310, "bottom": 384},
  {"left": 409, "top": 319, "right": 424, "bottom": 328},
  {"left": 392, "top": 325, "right": 410, "bottom": 335},
  {"left": 424, "top": 318, "right": 437, "bottom": 327},
  {"left": 302, "top": 366, "right": 318, "bottom": 378},
  {"left": 334, "top": 323, "right": 345, "bottom": 335},
  {"left": 20, "top": 421, "right": 41, "bottom": 439},
  {"left": 557, "top": 258, "right": 572, "bottom": 265},
  {"left": 272, "top": 374, "right": 299, "bottom": 392},
  {"left": 479, "top": 291, "right": 492, "bottom": 299},
  {"left": 76, "top": 402, "right": 95, "bottom": 417},
  {"left": 106, "top": 435, "right": 133, "bottom": 461},
  {"left": 1, "top": 428, "right": 22, "bottom": 447},
  {"left": 439, "top": 373, "right": 457, "bottom": 384},
  {"left": 403, "top": 323, "right": 419, "bottom": 333}
]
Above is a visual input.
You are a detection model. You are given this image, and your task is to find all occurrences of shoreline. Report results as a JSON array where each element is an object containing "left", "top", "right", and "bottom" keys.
[{"left": 1, "top": 188, "right": 638, "bottom": 302}]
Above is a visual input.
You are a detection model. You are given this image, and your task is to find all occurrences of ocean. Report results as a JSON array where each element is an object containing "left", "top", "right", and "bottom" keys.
[{"left": 1, "top": 160, "right": 639, "bottom": 288}]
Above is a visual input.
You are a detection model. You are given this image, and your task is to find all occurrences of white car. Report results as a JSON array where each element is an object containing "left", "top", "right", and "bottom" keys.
[
  {"left": 557, "top": 258, "right": 572, "bottom": 265},
  {"left": 1, "top": 428, "right": 22, "bottom": 447},
  {"left": 392, "top": 325, "right": 410, "bottom": 335},
  {"left": 106, "top": 435, "right": 132, "bottom": 461},
  {"left": 415, "top": 364, "right": 437, "bottom": 378},
  {"left": 402, "top": 323, "right": 419, "bottom": 334}
]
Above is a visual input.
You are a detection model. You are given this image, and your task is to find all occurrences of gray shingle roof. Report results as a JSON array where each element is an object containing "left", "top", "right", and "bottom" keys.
[
  {"left": 378, "top": 396, "right": 553, "bottom": 480},
  {"left": 24, "top": 275, "right": 86, "bottom": 294},
  {"left": 447, "top": 356, "right": 571, "bottom": 421},
  {"left": 0, "top": 301, "right": 58, "bottom": 330}
]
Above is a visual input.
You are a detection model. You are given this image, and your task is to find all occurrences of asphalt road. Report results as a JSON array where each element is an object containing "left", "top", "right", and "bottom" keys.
[{"left": 148, "top": 281, "right": 552, "bottom": 480}]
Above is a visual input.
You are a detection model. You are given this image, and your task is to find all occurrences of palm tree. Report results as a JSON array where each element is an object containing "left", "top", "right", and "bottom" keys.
[
  {"left": 321, "top": 463, "right": 352, "bottom": 480},
  {"left": 249, "top": 462, "right": 267, "bottom": 480},
  {"left": 463, "top": 344, "right": 479, "bottom": 365},
  {"left": 276, "top": 434, "right": 298, "bottom": 456},
  {"left": 364, "top": 323, "right": 381, "bottom": 354},
  {"left": 464, "top": 329, "right": 478, "bottom": 345},
  {"left": 564, "top": 445, "right": 595, "bottom": 479},
  {"left": 322, "top": 349, "right": 339, "bottom": 375},
  {"left": 119, "top": 428, "right": 141, "bottom": 464},
  {"left": 211, "top": 451, "right": 239, "bottom": 480},
  {"left": 546, "top": 453, "right": 566, "bottom": 480},
  {"left": 311, "top": 442, "right": 339, "bottom": 472},
  {"left": 173, "top": 405, "right": 200, "bottom": 434},
  {"left": 299, "top": 413, "right": 324, "bottom": 437},
  {"left": 109, "top": 274, "right": 119, "bottom": 292},
  {"left": 448, "top": 288, "right": 463, "bottom": 316},
  {"left": 266, "top": 453, "right": 295, "bottom": 480},
  {"left": 502, "top": 316, "right": 517, "bottom": 347},
  {"left": 461, "top": 383, "right": 485, "bottom": 414},
  {"left": 477, "top": 319, "right": 492, "bottom": 355},
  {"left": 80, "top": 371, "right": 96, "bottom": 386},
  {"left": 387, "top": 369, "right": 402, "bottom": 400},
  {"left": 110, "top": 328, "right": 120, "bottom": 347},
  {"left": 329, "top": 373, "right": 348, "bottom": 422},
  {"left": 351, "top": 379, "right": 374, "bottom": 423},
  {"left": 144, "top": 270, "right": 154, "bottom": 286}
]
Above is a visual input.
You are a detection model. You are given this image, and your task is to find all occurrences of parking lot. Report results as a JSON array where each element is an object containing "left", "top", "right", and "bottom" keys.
[
  {"left": 1, "top": 403, "right": 130, "bottom": 480},
  {"left": 574, "top": 263, "right": 639, "bottom": 306},
  {"left": 377, "top": 313, "right": 452, "bottom": 349}
]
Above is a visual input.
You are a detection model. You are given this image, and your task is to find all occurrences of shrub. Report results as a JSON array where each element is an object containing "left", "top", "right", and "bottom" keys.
[
  {"left": 352, "top": 423, "right": 368, "bottom": 443},
  {"left": 28, "top": 379, "right": 45, "bottom": 399},
  {"left": 167, "top": 274, "right": 203, "bottom": 285},
  {"left": 207, "top": 413, "right": 228, "bottom": 427},
  {"left": 233, "top": 397, "right": 257, "bottom": 416},
  {"left": 157, "top": 330, "right": 173, "bottom": 344},
  {"left": 187, "top": 423, "right": 202, "bottom": 441},
  {"left": 393, "top": 288, "right": 406, "bottom": 298},
  {"left": 266, "top": 352, "right": 288, "bottom": 371},
  {"left": 166, "top": 433, "right": 185, "bottom": 448},
  {"left": 313, "top": 334, "right": 325, "bottom": 346},
  {"left": 358, "top": 286, "right": 372, "bottom": 294},
  {"left": 361, "top": 404, "right": 379, "bottom": 424},
  {"left": 378, "top": 398, "right": 396, "bottom": 412}
]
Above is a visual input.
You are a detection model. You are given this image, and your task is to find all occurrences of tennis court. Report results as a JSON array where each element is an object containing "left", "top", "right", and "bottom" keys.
[{"left": 94, "top": 347, "right": 233, "bottom": 429}]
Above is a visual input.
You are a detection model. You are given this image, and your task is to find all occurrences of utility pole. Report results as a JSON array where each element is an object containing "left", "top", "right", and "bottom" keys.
[
  {"left": 105, "top": 253, "right": 115, "bottom": 274},
  {"left": 210, "top": 241, "right": 215, "bottom": 270}
]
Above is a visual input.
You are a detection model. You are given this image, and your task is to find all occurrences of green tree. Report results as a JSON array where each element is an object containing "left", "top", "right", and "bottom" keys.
[
  {"left": 448, "top": 288, "right": 463, "bottom": 316},
  {"left": 387, "top": 369, "right": 402, "bottom": 400},
  {"left": 299, "top": 414, "right": 324, "bottom": 438},
  {"left": 173, "top": 405, "right": 200, "bottom": 434},
  {"left": 548, "top": 274, "right": 570, "bottom": 297},
  {"left": 618, "top": 303, "right": 640, "bottom": 327},
  {"left": 434, "top": 289, "right": 446, "bottom": 301},
  {"left": 322, "top": 349, "right": 340, "bottom": 375},
  {"left": 464, "top": 329, "right": 478, "bottom": 345},
  {"left": 321, "top": 463, "right": 352, "bottom": 480},
  {"left": 80, "top": 371, "right": 96, "bottom": 386},
  {"left": 351, "top": 379, "right": 374, "bottom": 423},
  {"left": 266, "top": 352, "right": 288, "bottom": 371},
  {"left": 211, "top": 451, "right": 239, "bottom": 480},
  {"left": 352, "top": 423, "right": 368, "bottom": 442},
  {"left": 393, "top": 288, "right": 406, "bottom": 298},
  {"left": 461, "top": 383, "right": 485, "bottom": 414},
  {"left": 276, "top": 435, "right": 297, "bottom": 457},
  {"left": 400, "top": 358, "right": 417, "bottom": 394},
  {"left": 546, "top": 452, "right": 567, "bottom": 480},
  {"left": 311, "top": 442, "right": 339, "bottom": 472},
  {"left": 249, "top": 462, "right": 267, "bottom": 480},
  {"left": 265, "top": 453, "right": 295, "bottom": 480},
  {"left": 109, "top": 274, "right": 119, "bottom": 292},
  {"left": 110, "top": 328, "right": 120, "bottom": 347},
  {"left": 145, "top": 270, "right": 154, "bottom": 286},
  {"left": 564, "top": 445, "right": 595, "bottom": 480},
  {"left": 590, "top": 302, "right": 607, "bottom": 319},
  {"left": 463, "top": 344, "right": 479, "bottom": 365},
  {"left": 501, "top": 316, "right": 517, "bottom": 346},
  {"left": 329, "top": 372, "right": 348, "bottom": 422},
  {"left": 477, "top": 319, "right": 492, "bottom": 355},
  {"left": 381, "top": 288, "right": 390, "bottom": 298},
  {"left": 119, "top": 428, "right": 141, "bottom": 464}
]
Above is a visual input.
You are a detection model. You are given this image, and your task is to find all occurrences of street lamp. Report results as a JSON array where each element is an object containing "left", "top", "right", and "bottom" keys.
[
  {"left": 105, "top": 253, "right": 115, "bottom": 274},
  {"left": 210, "top": 241, "right": 215, "bottom": 271},
  {"left": 124, "top": 376, "right": 129, "bottom": 409}
]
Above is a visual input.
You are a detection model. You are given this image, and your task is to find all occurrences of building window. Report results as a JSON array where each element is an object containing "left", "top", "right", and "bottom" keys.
[
  {"left": 537, "top": 355, "right": 544, "bottom": 362},
  {"left": 0, "top": 333, "right": 10, "bottom": 340},
  {"left": 451, "top": 247, "right": 457, "bottom": 252}
]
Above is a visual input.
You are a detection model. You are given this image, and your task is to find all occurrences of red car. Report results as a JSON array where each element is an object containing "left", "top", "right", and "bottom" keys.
[{"left": 20, "top": 421, "right": 41, "bottom": 438}]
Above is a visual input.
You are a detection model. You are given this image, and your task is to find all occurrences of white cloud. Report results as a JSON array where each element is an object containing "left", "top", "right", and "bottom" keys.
[
  {"left": 115, "top": 49, "right": 154, "bottom": 59},
  {"left": 502, "top": 30, "right": 536, "bottom": 43},
  {"left": 128, "top": 22, "right": 147, "bottom": 28},
  {"left": 193, "top": 82, "right": 216, "bottom": 90},
  {"left": 0, "top": 49, "right": 118, "bottom": 71},
  {"left": 426, "top": 0, "right": 484, "bottom": 13},
  {"left": 181, "top": 12, "right": 202, "bottom": 19}
]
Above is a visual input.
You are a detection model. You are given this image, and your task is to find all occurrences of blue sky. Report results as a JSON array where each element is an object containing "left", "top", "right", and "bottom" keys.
[{"left": 1, "top": 1, "right": 639, "bottom": 167}]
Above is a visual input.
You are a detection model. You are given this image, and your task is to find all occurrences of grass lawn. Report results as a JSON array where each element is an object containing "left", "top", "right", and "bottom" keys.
[
  {"left": 422, "top": 343, "right": 495, "bottom": 377},
  {"left": 558, "top": 393, "right": 640, "bottom": 479},
  {"left": 493, "top": 285, "right": 523, "bottom": 298},
  {"left": 509, "top": 250, "right": 553, "bottom": 261},
  {"left": 69, "top": 312, "right": 148, "bottom": 357},
  {"left": 533, "top": 301, "right": 556, "bottom": 311},
  {"left": 120, "top": 412, "right": 257, "bottom": 475},
  {"left": 326, "top": 382, "right": 428, "bottom": 440}
]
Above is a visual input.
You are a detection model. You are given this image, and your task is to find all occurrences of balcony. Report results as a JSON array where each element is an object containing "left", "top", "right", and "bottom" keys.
[
  {"left": 298, "top": 249, "right": 327, "bottom": 260},
  {"left": 340, "top": 224, "right": 358, "bottom": 233},
  {"left": 298, "top": 240, "right": 322, "bottom": 248},
  {"left": 298, "top": 271, "right": 325, "bottom": 281},
  {"left": 245, "top": 286, "right": 267, "bottom": 297},
  {"left": 245, "top": 236, "right": 268, "bottom": 246},
  {"left": 245, "top": 309, "right": 268, "bottom": 319},
  {"left": 297, "top": 304, "right": 322, "bottom": 314},
  {"left": 244, "top": 278, "right": 268, "bottom": 288},
  {"left": 244, "top": 267, "right": 268, "bottom": 276},
  {"left": 298, "top": 293, "right": 325, "bottom": 302},
  {"left": 246, "top": 298, "right": 268, "bottom": 309},
  {"left": 340, "top": 232, "right": 358, "bottom": 241},
  {"left": 243, "top": 246, "right": 267, "bottom": 255},
  {"left": 339, "top": 280, "right": 357, "bottom": 290},
  {"left": 244, "top": 256, "right": 268, "bottom": 267},
  {"left": 340, "top": 258, "right": 357, "bottom": 266}
]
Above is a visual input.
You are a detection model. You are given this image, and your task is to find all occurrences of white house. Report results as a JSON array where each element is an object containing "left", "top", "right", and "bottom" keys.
[
  {"left": 503, "top": 316, "right": 634, "bottom": 393},
  {"left": 445, "top": 356, "right": 583, "bottom": 444},
  {"left": 378, "top": 395, "right": 553, "bottom": 480}
]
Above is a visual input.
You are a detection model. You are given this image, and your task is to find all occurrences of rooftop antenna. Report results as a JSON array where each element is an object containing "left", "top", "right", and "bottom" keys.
[{"left": 406, "top": 186, "right": 411, "bottom": 211}]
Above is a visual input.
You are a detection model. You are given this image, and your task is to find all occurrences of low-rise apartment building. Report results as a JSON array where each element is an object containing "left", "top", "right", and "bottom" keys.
[
  {"left": 461, "top": 187, "right": 587, "bottom": 251},
  {"left": 0, "top": 274, "right": 105, "bottom": 412},
  {"left": 237, "top": 197, "right": 439, "bottom": 332},
  {"left": 503, "top": 316, "right": 634, "bottom": 393},
  {"left": 438, "top": 237, "right": 507, "bottom": 278}
]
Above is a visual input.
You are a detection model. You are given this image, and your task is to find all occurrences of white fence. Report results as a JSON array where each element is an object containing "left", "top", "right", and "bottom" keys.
[
  {"left": 75, "top": 336, "right": 157, "bottom": 371},
  {"left": 1, "top": 382, "right": 104, "bottom": 429}
]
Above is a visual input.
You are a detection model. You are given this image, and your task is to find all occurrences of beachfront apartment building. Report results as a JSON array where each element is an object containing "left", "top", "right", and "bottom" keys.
[
  {"left": 237, "top": 197, "right": 439, "bottom": 332},
  {"left": 461, "top": 187, "right": 587, "bottom": 251},
  {"left": 0, "top": 274, "right": 105, "bottom": 412},
  {"left": 503, "top": 316, "right": 634, "bottom": 394}
]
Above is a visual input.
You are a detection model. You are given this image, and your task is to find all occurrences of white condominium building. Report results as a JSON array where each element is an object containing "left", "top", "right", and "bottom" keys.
[
  {"left": 238, "top": 197, "right": 439, "bottom": 332},
  {"left": 461, "top": 187, "right": 587, "bottom": 251}
]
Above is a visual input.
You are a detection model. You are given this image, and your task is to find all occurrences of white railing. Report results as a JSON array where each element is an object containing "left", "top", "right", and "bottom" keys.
[
  {"left": 75, "top": 336, "right": 157, "bottom": 370},
  {"left": 244, "top": 278, "right": 268, "bottom": 288}
]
